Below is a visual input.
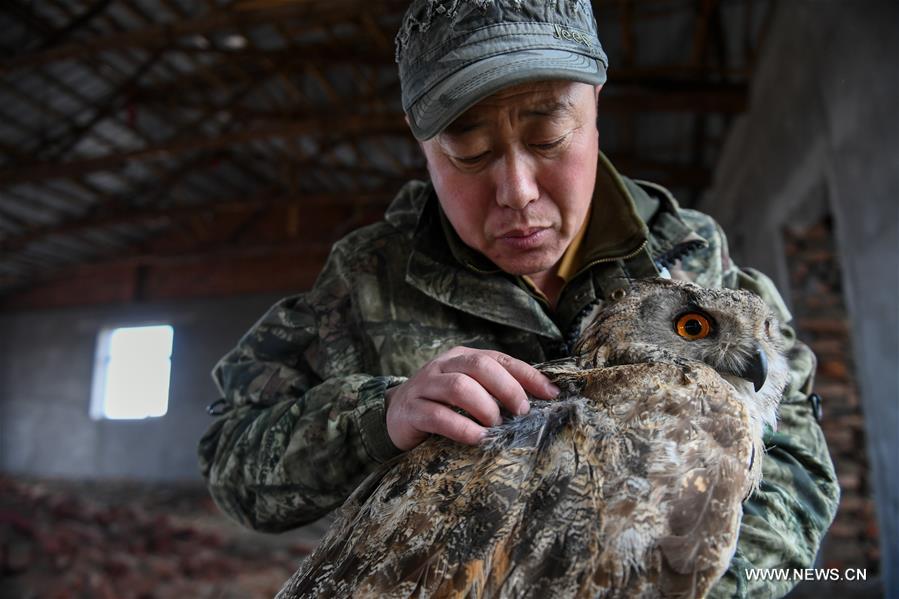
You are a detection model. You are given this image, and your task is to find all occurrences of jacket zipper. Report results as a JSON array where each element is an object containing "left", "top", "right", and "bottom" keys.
[
  {"left": 541, "top": 240, "right": 649, "bottom": 310},
  {"left": 570, "top": 239, "right": 650, "bottom": 280},
  {"left": 506, "top": 240, "right": 653, "bottom": 309}
]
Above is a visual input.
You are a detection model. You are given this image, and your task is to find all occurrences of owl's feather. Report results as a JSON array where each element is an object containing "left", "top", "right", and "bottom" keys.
[{"left": 277, "top": 279, "right": 788, "bottom": 599}]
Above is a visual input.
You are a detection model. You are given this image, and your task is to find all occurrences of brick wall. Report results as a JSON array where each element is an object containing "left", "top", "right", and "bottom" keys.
[{"left": 783, "top": 216, "right": 880, "bottom": 574}]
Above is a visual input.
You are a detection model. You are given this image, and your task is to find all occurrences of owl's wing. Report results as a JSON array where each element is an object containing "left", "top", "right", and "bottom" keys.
[
  {"left": 576, "top": 363, "right": 756, "bottom": 598},
  {"left": 278, "top": 363, "right": 755, "bottom": 599},
  {"left": 277, "top": 396, "right": 618, "bottom": 599}
]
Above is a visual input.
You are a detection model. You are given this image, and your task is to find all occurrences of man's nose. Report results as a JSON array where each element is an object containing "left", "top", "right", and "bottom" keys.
[{"left": 495, "top": 150, "right": 539, "bottom": 210}]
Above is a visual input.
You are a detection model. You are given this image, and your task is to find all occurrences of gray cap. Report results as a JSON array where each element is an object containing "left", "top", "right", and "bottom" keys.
[{"left": 396, "top": 0, "right": 608, "bottom": 140}]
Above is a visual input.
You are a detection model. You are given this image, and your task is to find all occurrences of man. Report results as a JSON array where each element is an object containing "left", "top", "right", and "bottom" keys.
[{"left": 199, "top": 1, "right": 838, "bottom": 596}]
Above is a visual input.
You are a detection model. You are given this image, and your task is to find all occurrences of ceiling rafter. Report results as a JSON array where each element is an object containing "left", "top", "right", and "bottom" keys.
[
  {"left": 40, "top": 0, "right": 115, "bottom": 49},
  {"left": 11, "top": 0, "right": 149, "bottom": 156},
  {"left": 269, "top": 18, "right": 320, "bottom": 190},
  {"left": 42, "top": 0, "right": 259, "bottom": 173},
  {"left": 0, "top": 186, "right": 398, "bottom": 255},
  {"left": 103, "top": 0, "right": 253, "bottom": 204},
  {"left": 0, "top": 151, "right": 421, "bottom": 255},
  {"left": 0, "top": 78, "right": 127, "bottom": 207},
  {"left": 234, "top": 19, "right": 310, "bottom": 191},
  {"left": 11, "top": 0, "right": 188, "bottom": 206},
  {"left": 0, "top": 111, "right": 407, "bottom": 187},
  {"left": 0, "top": 98, "right": 39, "bottom": 137},
  {"left": 27, "top": 51, "right": 162, "bottom": 163},
  {"left": 317, "top": 20, "right": 372, "bottom": 195},
  {"left": 0, "top": 0, "right": 409, "bottom": 74},
  {"left": 0, "top": 0, "right": 772, "bottom": 302},
  {"left": 2, "top": 187, "right": 85, "bottom": 221},
  {"left": 19, "top": 1, "right": 265, "bottom": 210}
]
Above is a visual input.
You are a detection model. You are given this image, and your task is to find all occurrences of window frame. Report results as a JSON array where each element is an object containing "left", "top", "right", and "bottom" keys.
[{"left": 89, "top": 323, "right": 174, "bottom": 421}]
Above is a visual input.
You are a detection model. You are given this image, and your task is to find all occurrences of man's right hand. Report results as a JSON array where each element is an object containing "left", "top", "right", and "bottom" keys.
[{"left": 384, "top": 346, "right": 560, "bottom": 451}]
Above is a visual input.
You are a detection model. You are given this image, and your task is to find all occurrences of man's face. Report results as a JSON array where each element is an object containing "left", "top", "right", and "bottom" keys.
[{"left": 420, "top": 80, "right": 600, "bottom": 279}]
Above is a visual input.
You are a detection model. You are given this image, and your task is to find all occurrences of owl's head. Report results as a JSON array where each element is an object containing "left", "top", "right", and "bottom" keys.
[{"left": 575, "top": 278, "right": 789, "bottom": 432}]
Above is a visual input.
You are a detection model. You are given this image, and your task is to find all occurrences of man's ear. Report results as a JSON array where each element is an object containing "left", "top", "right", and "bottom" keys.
[{"left": 595, "top": 84, "right": 603, "bottom": 102}]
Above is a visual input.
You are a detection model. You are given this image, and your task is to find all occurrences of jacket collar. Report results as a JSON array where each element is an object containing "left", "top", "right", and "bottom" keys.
[{"left": 562, "top": 152, "right": 650, "bottom": 277}]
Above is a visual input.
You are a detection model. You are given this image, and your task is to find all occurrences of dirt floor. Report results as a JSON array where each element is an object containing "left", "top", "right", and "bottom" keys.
[{"left": 0, "top": 476, "right": 331, "bottom": 599}]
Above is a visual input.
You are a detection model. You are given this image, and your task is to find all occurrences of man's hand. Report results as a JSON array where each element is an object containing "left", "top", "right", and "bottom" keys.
[{"left": 384, "top": 346, "right": 561, "bottom": 451}]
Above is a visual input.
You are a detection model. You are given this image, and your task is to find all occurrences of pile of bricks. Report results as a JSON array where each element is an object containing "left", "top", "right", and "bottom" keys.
[
  {"left": 783, "top": 216, "right": 880, "bottom": 575},
  {"left": 0, "top": 476, "right": 315, "bottom": 598}
]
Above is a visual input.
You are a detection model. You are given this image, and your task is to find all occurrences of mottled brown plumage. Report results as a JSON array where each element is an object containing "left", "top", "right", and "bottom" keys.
[{"left": 277, "top": 278, "right": 789, "bottom": 598}]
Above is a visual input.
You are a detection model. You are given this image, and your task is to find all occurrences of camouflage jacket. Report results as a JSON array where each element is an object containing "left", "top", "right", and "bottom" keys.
[{"left": 199, "top": 154, "right": 838, "bottom": 597}]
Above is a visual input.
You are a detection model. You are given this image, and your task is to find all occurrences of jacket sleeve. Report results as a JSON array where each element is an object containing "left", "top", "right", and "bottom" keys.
[
  {"left": 198, "top": 242, "right": 404, "bottom": 532},
  {"left": 695, "top": 222, "right": 841, "bottom": 598}
]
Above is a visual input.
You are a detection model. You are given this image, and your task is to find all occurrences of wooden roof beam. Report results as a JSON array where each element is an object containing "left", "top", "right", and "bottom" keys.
[
  {"left": 29, "top": 51, "right": 162, "bottom": 162},
  {"left": 126, "top": 47, "right": 394, "bottom": 107},
  {"left": 0, "top": 113, "right": 408, "bottom": 186},
  {"left": 0, "top": 185, "right": 402, "bottom": 254},
  {"left": 0, "top": 0, "right": 408, "bottom": 74},
  {"left": 0, "top": 241, "right": 334, "bottom": 309},
  {"left": 13, "top": 2, "right": 211, "bottom": 204}
]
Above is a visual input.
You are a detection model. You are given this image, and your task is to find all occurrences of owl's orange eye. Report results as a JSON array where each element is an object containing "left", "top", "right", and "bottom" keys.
[{"left": 675, "top": 313, "right": 713, "bottom": 340}]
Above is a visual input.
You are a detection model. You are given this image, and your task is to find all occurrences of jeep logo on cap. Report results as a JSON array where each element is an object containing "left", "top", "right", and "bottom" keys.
[{"left": 552, "top": 24, "right": 591, "bottom": 48}]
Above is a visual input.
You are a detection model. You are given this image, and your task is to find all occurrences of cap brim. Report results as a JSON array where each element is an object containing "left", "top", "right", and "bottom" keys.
[{"left": 406, "top": 48, "right": 607, "bottom": 141}]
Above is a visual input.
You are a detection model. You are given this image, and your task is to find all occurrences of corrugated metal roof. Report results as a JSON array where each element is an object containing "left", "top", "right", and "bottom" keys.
[{"left": 0, "top": 0, "right": 769, "bottom": 301}]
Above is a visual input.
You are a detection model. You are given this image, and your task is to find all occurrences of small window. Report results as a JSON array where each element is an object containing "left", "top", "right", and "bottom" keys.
[{"left": 91, "top": 325, "right": 174, "bottom": 420}]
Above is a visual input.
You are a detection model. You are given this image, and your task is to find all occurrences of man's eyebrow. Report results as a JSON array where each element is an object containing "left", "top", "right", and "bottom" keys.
[
  {"left": 522, "top": 99, "right": 577, "bottom": 119},
  {"left": 442, "top": 98, "right": 578, "bottom": 136}
]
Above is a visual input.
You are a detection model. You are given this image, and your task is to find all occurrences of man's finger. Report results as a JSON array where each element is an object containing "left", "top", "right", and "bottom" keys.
[
  {"left": 417, "top": 402, "right": 488, "bottom": 446},
  {"left": 441, "top": 352, "right": 530, "bottom": 415},
  {"left": 485, "top": 350, "right": 561, "bottom": 400},
  {"left": 421, "top": 372, "right": 502, "bottom": 427}
]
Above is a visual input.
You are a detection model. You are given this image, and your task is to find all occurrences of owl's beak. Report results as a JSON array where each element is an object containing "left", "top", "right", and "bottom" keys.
[{"left": 738, "top": 344, "right": 769, "bottom": 392}]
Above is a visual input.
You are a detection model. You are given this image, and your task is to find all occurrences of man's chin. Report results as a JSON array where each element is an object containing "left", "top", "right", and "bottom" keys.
[
  {"left": 484, "top": 235, "right": 565, "bottom": 274},
  {"left": 490, "top": 255, "right": 559, "bottom": 278}
]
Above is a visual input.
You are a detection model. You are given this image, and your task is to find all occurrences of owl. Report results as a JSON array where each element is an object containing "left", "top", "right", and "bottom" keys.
[{"left": 277, "top": 278, "right": 789, "bottom": 599}]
